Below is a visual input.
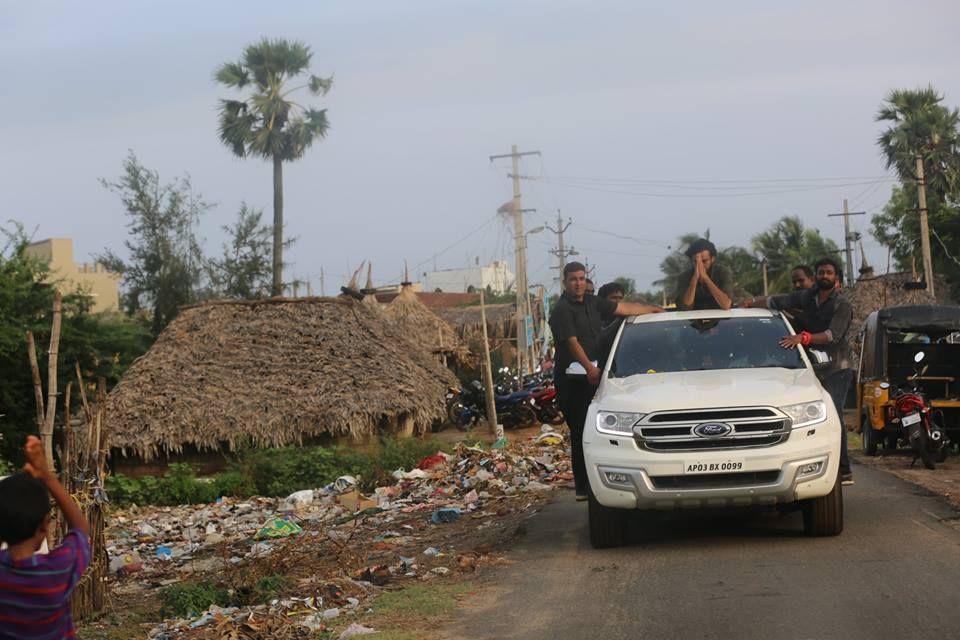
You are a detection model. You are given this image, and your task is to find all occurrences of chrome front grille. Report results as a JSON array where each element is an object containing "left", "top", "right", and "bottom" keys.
[{"left": 632, "top": 407, "right": 790, "bottom": 452}]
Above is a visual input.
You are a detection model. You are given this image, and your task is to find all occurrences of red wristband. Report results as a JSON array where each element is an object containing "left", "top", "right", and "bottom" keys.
[{"left": 800, "top": 331, "right": 812, "bottom": 346}]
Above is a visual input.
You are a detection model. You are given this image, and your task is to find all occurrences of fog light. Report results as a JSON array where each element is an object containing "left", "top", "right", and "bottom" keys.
[
  {"left": 605, "top": 472, "right": 630, "bottom": 484},
  {"left": 798, "top": 461, "right": 822, "bottom": 477}
]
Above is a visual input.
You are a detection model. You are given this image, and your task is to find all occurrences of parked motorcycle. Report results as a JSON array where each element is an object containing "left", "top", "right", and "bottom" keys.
[
  {"left": 530, "top": 385, "right": 564, "bottom": 425},
  {"left": 888, "top": 351, "right": 949, "bottom": 469},
  {"left": 447, "top": 380, "right": 539, "bottom": 430}
]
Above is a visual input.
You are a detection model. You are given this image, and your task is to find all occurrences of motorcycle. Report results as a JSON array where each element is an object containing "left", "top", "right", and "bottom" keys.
[
  {"left": 888, "top": 351, "right": 949, "bottom": 469},
  {"left": 447, "top": 380, "right": 539, "bottom": 430},
  {"left": 530, "top": 384, "right": 564, "bottom": 425}
]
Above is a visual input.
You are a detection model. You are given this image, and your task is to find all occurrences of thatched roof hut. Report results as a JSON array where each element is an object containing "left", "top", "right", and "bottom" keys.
[
  {"left": 106, "top": 297, "right": 458, "bottom": 460},
  {"left": 844, "top": 272, "right": 949, "bottom": 369},
  {"left": 384, "top": 283, "right": 473, "bottom": 365}
]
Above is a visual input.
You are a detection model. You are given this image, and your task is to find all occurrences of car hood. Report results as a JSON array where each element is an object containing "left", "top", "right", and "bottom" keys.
[{"left": 597, "top": 367, "right": 824, "bottom": 412}]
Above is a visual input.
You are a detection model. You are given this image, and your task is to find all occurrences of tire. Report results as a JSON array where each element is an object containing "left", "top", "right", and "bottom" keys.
[
  {"left": 540, "top": 404, "right": 566, "bottom": 426},
  {"left": 588, "top": 492, "right": 626, "bottom": 549},
  {"left": 802, "top": 476, "right": 844, "bottom": 537},
  {"left": 511, "top": 404, "right": 538, "bottom": 428},
  {"left": 862, "top": 415, "right": 879, "bottom": 457},
  {"left": 909, "top": 425, "right": 936, "bottom": 470},
  {"left": 448, "top": 402, "right": 472, "bottom": 428}
]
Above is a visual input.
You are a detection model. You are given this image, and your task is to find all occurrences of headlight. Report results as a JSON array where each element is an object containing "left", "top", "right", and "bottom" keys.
[
  {"left": 596, "top": 411, "right": 644, "bottom": 435},
  {"left": 780, "top": 400, "right": 827, "bottom": 428}
]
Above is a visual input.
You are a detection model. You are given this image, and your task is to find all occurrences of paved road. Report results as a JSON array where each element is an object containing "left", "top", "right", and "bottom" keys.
[{"left": 445, "top": 465, "right": 960, "bottom": 640}]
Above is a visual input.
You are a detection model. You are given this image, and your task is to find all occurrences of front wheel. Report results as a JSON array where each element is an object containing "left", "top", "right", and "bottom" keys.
[
  {"left": 588, "top": 492, "right": 626, "bottom": 549},
  {"left": 802, "top": 476, "right": 844, "bottom": 537},
  {"left": 510, "top": 404, "right": 538, "bottom": 429}
]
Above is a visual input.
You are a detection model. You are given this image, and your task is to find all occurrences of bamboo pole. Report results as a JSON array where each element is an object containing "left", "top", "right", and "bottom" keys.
[
  {"left": 479, "top": 291, "right": 499, "bottom": 435},
  {"left": 41, "top": 291, "right": 62, "bottom": 472},
  {"left": 26, "top": 331, "right": 46, "bottom": 429}
]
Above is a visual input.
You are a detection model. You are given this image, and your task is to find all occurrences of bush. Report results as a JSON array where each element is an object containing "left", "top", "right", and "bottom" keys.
[
  {"left": 159, "top": 581, "right": 229, "bottom": 617},
  {"left": 106, "top": 437, "right": 450, "bottom": 507}
]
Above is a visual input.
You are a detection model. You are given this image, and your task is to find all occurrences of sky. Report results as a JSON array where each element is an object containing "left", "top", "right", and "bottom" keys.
[{"left": 3, "top": 0, "right": 959, "bottom": 294}]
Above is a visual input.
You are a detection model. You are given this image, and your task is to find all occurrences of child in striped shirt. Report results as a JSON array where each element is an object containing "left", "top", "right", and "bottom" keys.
[{"left": 0, "top": 436, "right": 90, "bottom": 640}]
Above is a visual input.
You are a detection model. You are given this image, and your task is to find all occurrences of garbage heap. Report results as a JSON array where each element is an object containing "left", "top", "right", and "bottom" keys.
[{"left": 101, "top": 431, "right": 569, "bottom": 639}]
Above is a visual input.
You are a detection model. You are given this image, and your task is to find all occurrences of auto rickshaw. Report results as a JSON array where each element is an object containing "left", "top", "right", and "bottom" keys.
[{"left": 857, "top": 305, "right": 960, "bottom": 456}]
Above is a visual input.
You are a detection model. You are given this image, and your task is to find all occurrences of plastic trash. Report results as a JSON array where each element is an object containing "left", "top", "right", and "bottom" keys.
[
  {"left": 338, "top": 623, "right": 376, "bottom": 639},
  {"left": 334, "top": 475, "right": 357, "bottom": 493},
  {"left": 254, "top": 517, "right": 303, "bottom": 540},
  {"left": 423, "top": 547, "right": 441, "bottom": 556},
  {"left": 155, "top": 545, "right": 173, "bottom": 561},
  {"left": 417, "top": 453, "right": 448, "bottom": 470},
  {"left": 431, "top": 566, "right": 450, "bottom": 576},
  {"left": 536, "top": 432, "right": 563, "bottom": 446},
  {"left": 109, "top": 551, "right": 143, "bottom": 574},
  {"left": 491, "top": 436, "right": 509, "bottom": 449},
  {"left": 463, "top": 489, "right": 479, "bottom": 504},
  {"left": 285, "top": 489, "right": 314, "bottom": 507},
  {"left": 431, "top": 507, "right": 461, "bottom": 524},
  {"left": 322, "top": 608, "right": 340, "bottom": 619}
]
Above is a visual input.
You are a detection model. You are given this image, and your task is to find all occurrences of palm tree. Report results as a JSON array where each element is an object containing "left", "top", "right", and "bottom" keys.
[
  {"left": 877, "top": 86, "right": 960, "bottom": 200},
  {"left": 215, "top": 39, "right": 332, "bottom": 296},
  {"left": 751, "top": 216, "right": 839, "bottom": 292}
]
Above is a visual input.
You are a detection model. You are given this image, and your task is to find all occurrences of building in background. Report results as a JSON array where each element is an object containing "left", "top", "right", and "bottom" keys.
[
  {"left": 422, "top": 260, "right": 514, "bottom": 294},
  {"left": 25, "top": 238, "right": 120, "bottom": 313}
]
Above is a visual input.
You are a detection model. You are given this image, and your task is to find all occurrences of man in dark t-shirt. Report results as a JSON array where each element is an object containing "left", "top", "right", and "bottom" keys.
[
  {"left": 673, "top": 238, "right": 733, "bottom": 311},
  {"left": 743, "top": 257, "right": 854, "bottom": 485},
  {"left": 549, "top": 262, "right": 662, "bottom": 500}
]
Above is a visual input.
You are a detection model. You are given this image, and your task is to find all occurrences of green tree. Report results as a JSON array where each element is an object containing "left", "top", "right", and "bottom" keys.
[
  {"left": 97, "top": 152, "right": 209, "bottom": 335},
  {"left": 0, "top": 223, "right": 152, "bottom": 461},
  {"left": 215, "top": 38, "right": 333, "bottom": 296},
  {"left": 612, "top": 276, "right": 637, "bottom": 298},
  {"left": 877, "top": 86, "right": 960, "bottom": 198},
  {"left": 750, "top": 216, "right": 840, "bottom": 292},
  {"left": 873, "top": 86, "right": 960, "bottom": 297},
  {"left": 207, "top": 204, "right": 273, "bottom": 299}
]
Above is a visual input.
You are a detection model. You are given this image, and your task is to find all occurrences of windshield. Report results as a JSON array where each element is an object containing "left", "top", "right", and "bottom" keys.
[{"left": 610, "top": 316, "right": 805, "bottom": 377}]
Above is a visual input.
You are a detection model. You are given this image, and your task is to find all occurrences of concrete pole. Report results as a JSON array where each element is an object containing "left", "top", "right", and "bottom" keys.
[
  {"left": 510, "top": 145, "right": 529, "bottom": 377},
  {"left": 762, "top": 259, "right": 769, "bottom": 297},
  {"left": 842, "top": 199, "right": 855, "bottom": 286},
  {"left": 915, "top": 155, "right": 936, "bottom": 297}
]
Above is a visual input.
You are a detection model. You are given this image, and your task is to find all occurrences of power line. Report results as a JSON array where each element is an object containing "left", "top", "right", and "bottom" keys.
[
  {"left": 541, "top": 174, "right": 896, "bottom": 185},
  {"left": 538, "top": 178, "right": 895, "bottom": 199},
  {"left": 410, "top": 213, "right": 498, "bottom": 274}
]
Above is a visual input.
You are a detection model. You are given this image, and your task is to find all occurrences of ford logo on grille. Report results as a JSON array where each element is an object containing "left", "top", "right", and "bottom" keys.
[{"left": 693, "top": 422, "right": 733, "bottom": 438}]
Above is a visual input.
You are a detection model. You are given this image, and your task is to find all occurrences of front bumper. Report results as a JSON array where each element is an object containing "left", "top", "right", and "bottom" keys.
[{"left": 583, "top": 416, "right": 841, "bottom": 511}]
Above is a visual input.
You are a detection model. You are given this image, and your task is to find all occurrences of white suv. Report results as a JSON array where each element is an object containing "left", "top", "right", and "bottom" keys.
[{"left": 583, "top": 308, "right": 843, "bottom": 548}]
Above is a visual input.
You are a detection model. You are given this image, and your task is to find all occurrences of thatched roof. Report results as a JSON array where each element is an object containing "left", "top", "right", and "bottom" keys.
[
  {"left": 844, "top": 272, "right": 947, "bottom": 369},
  {"left": 106, "top": 297, "right": 458, "bottom": 460},
  {"left": 384, "top": 285, "right": 473, "bottom": 364},
  {"left": 435, "top": 303, "right": 517, "bottom": 341}
]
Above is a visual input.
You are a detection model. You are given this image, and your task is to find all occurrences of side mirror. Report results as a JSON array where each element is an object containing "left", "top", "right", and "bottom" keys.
[{"left": 914, "top": 351, "right": 926, "bottom": 364}]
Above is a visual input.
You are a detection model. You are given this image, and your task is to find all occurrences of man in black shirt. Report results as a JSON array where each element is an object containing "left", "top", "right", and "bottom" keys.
[
  {"left": 550, "top": 262, "right": 662, "bottom": 500},
  {"left": 673, "top": 238, "right": 734, "bottom": 311},
  {"left": 743, "top": 257, "right": 854, "bottom": 485}
]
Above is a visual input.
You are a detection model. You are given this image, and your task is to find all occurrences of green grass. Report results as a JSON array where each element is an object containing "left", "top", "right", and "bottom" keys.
[{"left": 374, "top": 582, "right": 472, "bottom": 618}]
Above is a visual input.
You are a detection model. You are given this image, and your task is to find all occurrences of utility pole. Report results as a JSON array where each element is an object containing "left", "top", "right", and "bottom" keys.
[
  {"left": 320, "top": 267, "right": 326, "bottom": 297},
  {"left": 762, "top": 259, "right": 769, "bottom": 297},
  {"left": 490, "top": 144, "right": 541, "bottom": 375},
  {"left": 915, "top": 154, "right": 936, "bottom": 297},
  {"left": 546, "top": 210, "right": 578, "bottom": 286},
  {"left": 828, "top": 199, "right": 865, "bottom": 285}
]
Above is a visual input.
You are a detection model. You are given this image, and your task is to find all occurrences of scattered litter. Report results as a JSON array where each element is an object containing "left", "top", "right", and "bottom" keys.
[
  {"left": 339, "top": 623, "right": 376, "bottom": 639},
  {"left": 423, "top": 547, "right": 441, "bottom": 557},
  {"left": 254, "top": 517, "right": 302, "bottom": 540},
  {"left": 155, "top": 545, "right": 173, "bottom": 561},
  {"left": 334, "top": 475, "right": 358, "bottom": 493},
  {"left": 285, "top": 489, "right": 315, "bottom": 507},
  {"left": 431, "top": 507, "right": 462, "bottom": 524},
  {"left": 417, "top": 453, "right": 448, "bottom": 470}
]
